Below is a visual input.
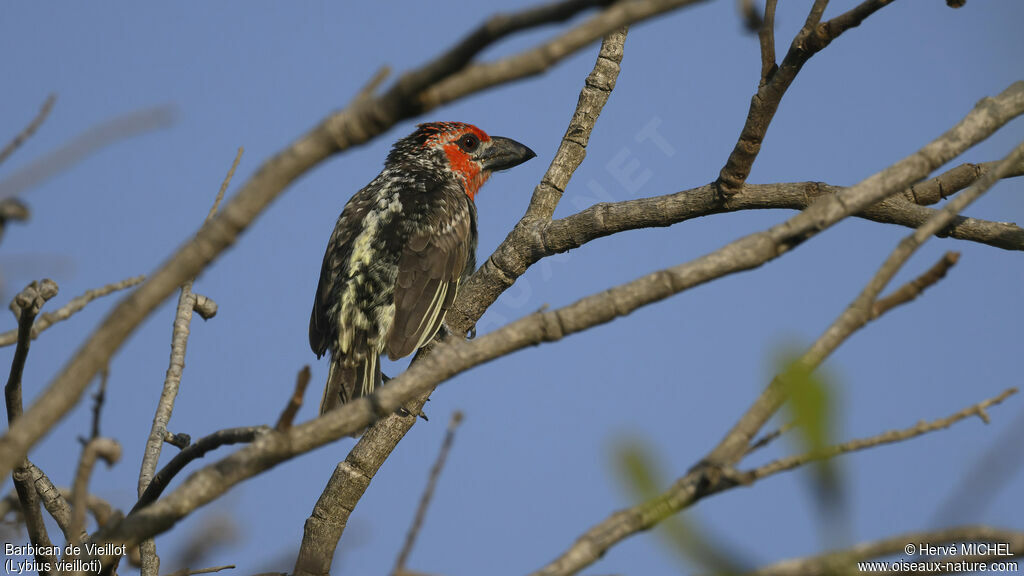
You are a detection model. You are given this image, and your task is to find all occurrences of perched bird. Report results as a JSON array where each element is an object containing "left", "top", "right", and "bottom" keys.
[{"left": 310, "top": 122, "right": 535, "bottom": 414}]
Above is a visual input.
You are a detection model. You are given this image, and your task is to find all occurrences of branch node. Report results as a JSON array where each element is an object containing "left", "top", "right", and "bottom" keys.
[{"left": 192, "top": 294, "right": 218, "bottom": 320}]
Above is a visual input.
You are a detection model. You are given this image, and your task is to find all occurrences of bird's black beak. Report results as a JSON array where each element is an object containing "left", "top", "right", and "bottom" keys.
[{"left": 480, "top": 136, "right": 536, "bottom": 172}]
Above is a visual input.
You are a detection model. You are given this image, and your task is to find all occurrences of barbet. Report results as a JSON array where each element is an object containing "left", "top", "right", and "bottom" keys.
[{"left": 310, "top": 122, "right": 535, "bottom": 414}]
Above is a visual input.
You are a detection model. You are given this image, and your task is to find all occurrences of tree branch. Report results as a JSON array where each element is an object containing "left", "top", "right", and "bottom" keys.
[
  {"left": 0, "top": 0, "right": 708, "bottom": 492},
  {"left": 758, "top": 0, "right": 778, "bottom": 83},
  {"left": 70, "top": 437, "right": 121, "bottom": 546},
  {"left": 528, "top": 119, "right": 1024, "bottom": 576},
  {"left": 5, "top": 280, "right": 59, "bottom": 573},
  {"left": 133, "top": 426, "right": 270, "bottom": 514},
  {"left": 137, "top": 148, "right": 241, "bottom": 576},
  {"left": 741, "top": 526, "right": 1024, "bottom": 576},
  {"left": 0, "top": 105, "right": 175, "bottom": 201},
  {"left": 0, "top": 94, "right": 56, "bottom": 167},
  {"left": 294, "top": 28, "right": 629, "bottom": 576},
  {"left": 740, "top": 388, "right": 1017, "bottom": 484},
  {"left": 420, "top": 0, "right": 706, "bottom": 110},
  {"left": 163, "top": 565, "right": 236, "bottom": 576},
  {"left": 0, "top": 275, "right": 146, "bottom": 348},
  {"left": 530, "top": 387, "right": 1017, "bottom": 576},
  {"left": 392, "top": 412, "right": 464, "bottom": 576},
  {"left": 871, "top": 251, "right": 959, "bottom": 318},
  {"left": 717, "top": 0, "right": 896, "bottom": 194},
  {"left": 900, "top": 159, "right": 1024, "bottom": 206},
  {"left": 275, "top": 366, "right": 311, "bottom": 432},
  {"left": 92, "top": 82, "right": 1024, "bottom": 565},
  {"left": 706, "top": 138, "right": 1024, "bottom": 470}
]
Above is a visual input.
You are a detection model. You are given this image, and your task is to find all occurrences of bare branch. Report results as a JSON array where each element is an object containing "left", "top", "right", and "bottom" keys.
[
  {"left": 4, "top": 280, "right": 59, "bottom": 572},
  {"left": 707, "top": 138, "right": 1024, "bottom": 469},
  {"left": 6, "top": 280, "right": 59, "bottom": 423},
  {"left": 133, "top": 426, "right": 270, "bottom": 514},
  {"left": 392, "top": 411, "right": 465, "bottom": 576},
  {"left": 0, "top": 105, "right": 175, "bottom": 201},
  {"left": 530, "top": 387, "right": 1017, "bottom": 576},
  {"left": 0, "top": 275, "right": 146, "bottom": 348},
  {"left": 0, "top": 0, "right": 708, "bottom": 488},
  {"left": 421, "top": 0, "right": 705, "bottom": 109},
  {"left": 70, "top": 437, "right": 121, "bottom": 546},
  {"left": 743, "top": 421, "right": 793, "bottom": 456},
  {"left": 0, "top": 94, "right": 56, "bottom": 167},
  {"left": 295, "top": 28, "right": 628, "bottom": 576},
  {"left": 93, "top": 83, "right": 1024, "bottom": 563},
  {"left": 352, "top": 66, "right": 392, "bottom": 104},
  {"left": 528, "top": 124, "right": 1024, "bottom": 576},
  {"left": 0, "top": 475, "right": 117, "bottom": 542},
  {"left": 758, "top": 0, "right": 777, "bottom": 83},
  {"left": 138, "top": 148, "right": 241, "bottom": 576},
  {"left": 718, "top": 0, "right": 896, "bottom": 194},
  {"left": 163, "top": 565, "right": 236, "bottom": 576},
  {"left": 276, "top": 367, "right": 310, "bottom": 432},
  {"left": 11, "top": 466, "right": 56, "bottom": 573},
  {"left": 741, "top": 388, "right": 1017, "bottom": 483},
  {"left": 163, "top": 431, "right": 191, "bottom": 450},
  {"left": 742, "top": 526, "right": 1024, "bottom": 576},
  {"left": 902, "top": 158, "right": 1024, "bottom": 206},
  {"left": 191, "top": 294, "right": 218, "bottom": 320},
  {"left": 452, "top": 25, "right": 627, "bottom": 330},
  {"left": 524, "top": 26, "right": 627, "bottom": 222},
  {"left": 293, "top": 408, "right": 420, "bottom": 576},
  {"left": 871, "top": 251, "right": 959, "bottom": 318},
  {"left": 87, "top": 366, "right": 110, "bottom": 442}
]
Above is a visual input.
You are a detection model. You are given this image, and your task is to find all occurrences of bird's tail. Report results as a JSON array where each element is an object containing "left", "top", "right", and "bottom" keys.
[{"left": 319, "top": 354, "right": 383, "bottom": 415}]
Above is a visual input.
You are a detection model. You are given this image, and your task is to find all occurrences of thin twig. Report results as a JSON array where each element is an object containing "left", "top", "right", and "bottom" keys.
[
  {"left": 70, "top": 438, "right": 121, "bottom": 546},
  {"left": 740, "top": 525, "right": 1024, "bottom": 576},
  {"left": 88, "top": 366, "right": 110, "bottom": 441},
  {"left": 718, "top": 0, "right": 895, "bottom": 194},
  {"left": 528, "top": 124, "right": 1024, "bottom": 576},
  {"left": 707, "top": 140, "right": 1024, "bottom": 467},
  {"left": 902, "top": 158, "right": 1024, "bottom": 206},
  {"left": 0, "top": 105, "right": 175, "bottom": 200},
  {"left": 352, "top": 66, "right": 392, "bottom": 104},
  {"left": 133, "top": 426, "right": 270, "bottom": 513},
  {"left": 744, "top": 421, "right": 793, "bottom": 455},
  {"left": 872, "top": 251, "right": 959, "bottom": 318},
  {"left": 162, "top": 564, "right": 236, "bottom": 576},
  {"left": 0, "top": 94, "right": 56, "bottom": 167},
  {"left": 740, "top": 388, "right": 1017, "bottom": 483},
  {"left": 163, "top": 431, "right": 192, "bottom": 449},
  {"left": 758, "top": 0, "right": 777, "bottom": 83},
  {"left": 207, "top": 147, "right": 243, "bottom": 222},
  {"left": 0, "top": 274, "right": 145, "bottom": 347},
  {"left": 276, "top": 367, "right": 311, "bottom": 431},
  {"left": 4, "top": 280, "right": 59, "bottom": 572},
  {"left": 137, "top": 148, "right": 241, "bottom": 576},
  {"left": 5, "top": 280, "right": 58, "bottom": 422},
  {"left": 392, "top": 411, "right": 464, "bottom": 575}
]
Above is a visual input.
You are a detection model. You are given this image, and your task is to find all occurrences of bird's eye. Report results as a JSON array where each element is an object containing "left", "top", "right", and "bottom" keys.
[{"left": 458, "top": 134, "right": 480, "bottom": 152}]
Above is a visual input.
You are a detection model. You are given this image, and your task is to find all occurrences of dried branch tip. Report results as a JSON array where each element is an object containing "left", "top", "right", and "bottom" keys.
[
  {"left": 192, "top": 294, "right": 218, "bottom": 320},
  {"left": 11, "top": 279, "right": 59, "bottom": 318}
]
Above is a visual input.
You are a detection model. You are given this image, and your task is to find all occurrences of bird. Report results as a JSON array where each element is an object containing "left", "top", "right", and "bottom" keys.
[{"left": 310, "top": 122, "right": 536, "bottom": 414}]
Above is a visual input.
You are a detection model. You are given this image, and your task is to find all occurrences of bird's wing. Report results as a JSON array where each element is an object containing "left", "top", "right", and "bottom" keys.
[
  {"left": 386, "top": 210, "right": 470, "bottom": 360},
  {"left": 309, "top": 199, "right": 367, "bottom": 358}
]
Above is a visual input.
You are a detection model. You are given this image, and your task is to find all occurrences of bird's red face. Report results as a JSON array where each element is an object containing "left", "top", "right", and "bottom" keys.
[{"left": 416, "top": 122, "right": 536, "bottom": 201}]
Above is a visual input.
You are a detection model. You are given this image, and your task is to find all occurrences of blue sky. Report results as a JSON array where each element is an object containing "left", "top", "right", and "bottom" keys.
[{"left": 1, "top": 1, "right": 1022, "bottom": 574}]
